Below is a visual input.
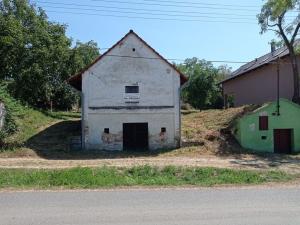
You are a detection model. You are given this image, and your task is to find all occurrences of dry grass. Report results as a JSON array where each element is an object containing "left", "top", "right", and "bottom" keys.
[{"left": 163, "top": 107, "right": 247, "bottom": 157}]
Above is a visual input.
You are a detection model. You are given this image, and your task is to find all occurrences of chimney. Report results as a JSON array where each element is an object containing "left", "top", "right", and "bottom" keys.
[{"left": 271, "top": 41, "right": 276, "bottom": 54}]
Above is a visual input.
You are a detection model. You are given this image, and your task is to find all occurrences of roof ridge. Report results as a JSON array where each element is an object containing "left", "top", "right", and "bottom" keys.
[
  {"left": 68, "top": 30, "right": 188, "bottom": 91},
  {"left": 220, "top": 39, "right": 300, "bottom": 84},
  {"left": 237, "top": 44, "right": 288, "bottom": 70}
]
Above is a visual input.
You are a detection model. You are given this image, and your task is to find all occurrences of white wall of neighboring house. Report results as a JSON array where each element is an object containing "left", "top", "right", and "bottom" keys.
[{"left": 81, "top": 33, "right": 182, "bottom": 151}]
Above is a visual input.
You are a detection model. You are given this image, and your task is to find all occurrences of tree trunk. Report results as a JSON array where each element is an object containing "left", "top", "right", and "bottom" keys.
[{"left": 289, "top": 50, "right": 300, "bottom": 104}]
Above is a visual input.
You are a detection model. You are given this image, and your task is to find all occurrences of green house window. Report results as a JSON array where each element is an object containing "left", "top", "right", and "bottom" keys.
[{"left": 259, "top": 116, "right": 268, "bottom": 131}]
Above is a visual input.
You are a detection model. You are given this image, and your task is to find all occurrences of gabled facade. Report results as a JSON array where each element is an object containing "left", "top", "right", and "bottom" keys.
[
  {"left": 68, "top": 30, "right": 187, "bottom": 151},
  {"left": 233, "top": 99, "right": 300, "bottom": 153},
  {"left": 220, "top": 42, "right": 300, "bottom": 107}
]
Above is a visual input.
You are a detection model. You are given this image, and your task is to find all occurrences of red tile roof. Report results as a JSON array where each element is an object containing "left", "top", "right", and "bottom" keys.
[{"left": 68, "top": 30, "right": 188, "bottom": 91}]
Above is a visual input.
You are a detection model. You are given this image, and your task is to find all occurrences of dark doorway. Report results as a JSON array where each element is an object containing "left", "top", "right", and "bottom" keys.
[
  {"left": 123, "top": 123, "right": 149, "bottom": 151},
  {"left": 274, "top": 129, "right": 292, "bottom": 154}
]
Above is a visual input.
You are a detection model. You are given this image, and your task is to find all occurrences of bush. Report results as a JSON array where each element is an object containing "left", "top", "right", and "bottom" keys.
[
  {"left": 0, "top": 105, "right": 17, "bottom": 145},
  {"left": 0, "top": 83, "right": 18, "bottom": 145},
  {"left": 181, "top": 102, "right": 194, "bottom": 110}
]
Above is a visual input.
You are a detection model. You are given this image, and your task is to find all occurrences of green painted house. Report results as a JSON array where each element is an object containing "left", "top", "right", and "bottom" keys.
[{"left": 233, "top": 99, "right": 300, "bottom": 154}]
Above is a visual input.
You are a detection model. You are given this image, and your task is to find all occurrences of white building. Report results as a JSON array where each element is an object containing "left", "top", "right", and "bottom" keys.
[{"left": 68, "top": 30, "right": 187, "bottom": 151}]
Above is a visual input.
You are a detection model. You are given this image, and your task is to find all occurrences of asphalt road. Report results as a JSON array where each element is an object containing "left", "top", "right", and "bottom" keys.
[{"left": 0, "top": 186, "right": 300, "bottom": 225}]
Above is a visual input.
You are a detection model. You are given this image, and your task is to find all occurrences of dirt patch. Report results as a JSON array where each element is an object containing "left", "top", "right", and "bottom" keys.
[{"left": 0, "top": 155, "right": 300, "bottom": 174}]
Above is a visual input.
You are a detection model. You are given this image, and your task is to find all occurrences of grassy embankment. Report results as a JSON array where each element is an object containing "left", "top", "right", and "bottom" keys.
[
  {"left": 169, "top": 107, "right": 247, "bottom": 156},
  {"left": 0, "top": 166, "right": 295, "bottom": 190},
  {"left": 0, "top": 83, "right": 80, "bottom": 157}
]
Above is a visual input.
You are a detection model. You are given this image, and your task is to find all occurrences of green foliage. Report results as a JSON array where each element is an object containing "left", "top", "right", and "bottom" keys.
[
  {"left": 0, "top": 0, "right": 100, "bottom": 110},
  {"left": 0, "top": 108, "right": 17, "bottom": 141},
  {"left": 68, "top": 41, "right": 100, "bottom": 75},
  {"left": 258, "top": 0, "right": 299, "bottom": 35},
  {"left": 0, "top": 83, "right": 17, "bottom": 143},
  {"left": 178, "top": 58, "right": 228, "bottom": 109},
  {"left": 0, "top": 166, "right": 293, "bottom": 189}
]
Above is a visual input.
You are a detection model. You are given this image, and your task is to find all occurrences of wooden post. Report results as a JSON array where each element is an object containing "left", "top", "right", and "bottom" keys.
[
  {"left": 50, "top": 100, "right": 53, "bottom": 113},
  {"left": 277, "top": 57, "right": 280, "bottom": 116}
]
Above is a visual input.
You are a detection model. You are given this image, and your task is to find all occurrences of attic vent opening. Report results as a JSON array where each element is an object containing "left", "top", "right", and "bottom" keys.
[
  {"left": 125, "top": 86, "right": 139, "bottom": 93},
  {"left": 104, "top": 128, "right": 110, "bottom": 134}
]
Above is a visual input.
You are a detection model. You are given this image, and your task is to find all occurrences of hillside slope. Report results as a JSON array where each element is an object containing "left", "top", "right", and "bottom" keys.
[
  {"left": 0, "top": 83, "right": 80, "bottom": 157},
  {"left": 170, "top": 108, "right": 247, "bottom": 157}
]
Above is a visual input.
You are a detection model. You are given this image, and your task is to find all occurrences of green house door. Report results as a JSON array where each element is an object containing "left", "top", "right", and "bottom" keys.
[{"left": 273, "top": 129, "right": 292, "bottom": 154}]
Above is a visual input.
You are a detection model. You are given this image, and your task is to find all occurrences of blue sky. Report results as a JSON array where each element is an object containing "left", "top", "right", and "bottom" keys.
[{"left": 32, "top": 0, "right": 277, "bottom": 70}]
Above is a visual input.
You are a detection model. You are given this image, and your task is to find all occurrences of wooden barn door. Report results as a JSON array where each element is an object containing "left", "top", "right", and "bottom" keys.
[
  {"left": 273, "top": 129, "right": 292, "bottom": 154},
  {"left": 123, "top": 123, "right": 149, "bottom": 151}
]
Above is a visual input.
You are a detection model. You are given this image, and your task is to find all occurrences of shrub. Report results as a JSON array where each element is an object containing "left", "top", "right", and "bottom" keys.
[
  {"left": 0, "top": 105, "right": 17, "bottom": 145},
  {"left": 0, "top": 83, "right": 18, "bottom": 145}
]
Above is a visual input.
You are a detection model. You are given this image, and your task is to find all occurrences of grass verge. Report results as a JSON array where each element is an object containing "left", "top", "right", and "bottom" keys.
[{"left": 0, "top": 166, "right": 295, "bottom": 190}]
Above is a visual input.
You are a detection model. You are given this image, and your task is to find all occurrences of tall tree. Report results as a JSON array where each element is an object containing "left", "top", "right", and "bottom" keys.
[
  {"left": 258, "top": 0, "right": 300, "bottom": 103},
  {"left": 178, "top": 58, "right": 224, "bottom": 109},
  {"left": 0, "top": 0, "right": 100, "bottom": 109},
  {"left": 68, "top": 41, "right": 100, "bottom": 76}
]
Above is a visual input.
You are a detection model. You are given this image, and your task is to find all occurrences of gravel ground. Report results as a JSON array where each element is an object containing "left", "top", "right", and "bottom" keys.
[{"left": 0, "top": 155, "right": 300, "bottom": 174}]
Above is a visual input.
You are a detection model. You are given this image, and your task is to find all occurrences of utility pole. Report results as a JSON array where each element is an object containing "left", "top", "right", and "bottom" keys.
[{"left": 276, "top": 57, "right": 280, "bottom": 116}]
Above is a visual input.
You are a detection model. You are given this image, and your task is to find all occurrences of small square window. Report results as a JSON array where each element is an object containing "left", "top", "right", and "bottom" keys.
[
  {"left": 259, "top": 116, "right": 268, "bottom": 131},
  {"left": 125, "top": 86, "right": 139, "bottom": 93},
  {"left": 261, "top": 136, "right": 267, "bottom": 140},
  {"left": 161, "top": 127, "right": 166, "bottom": 133},
  {"left": 104, "top": 128, "right": 109, "bottom": 134}
]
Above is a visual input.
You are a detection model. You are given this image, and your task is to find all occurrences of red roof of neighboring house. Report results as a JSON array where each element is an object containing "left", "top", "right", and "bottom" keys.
[{"left": 68, "top": 30, "right": 188, "bottom": 91}]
